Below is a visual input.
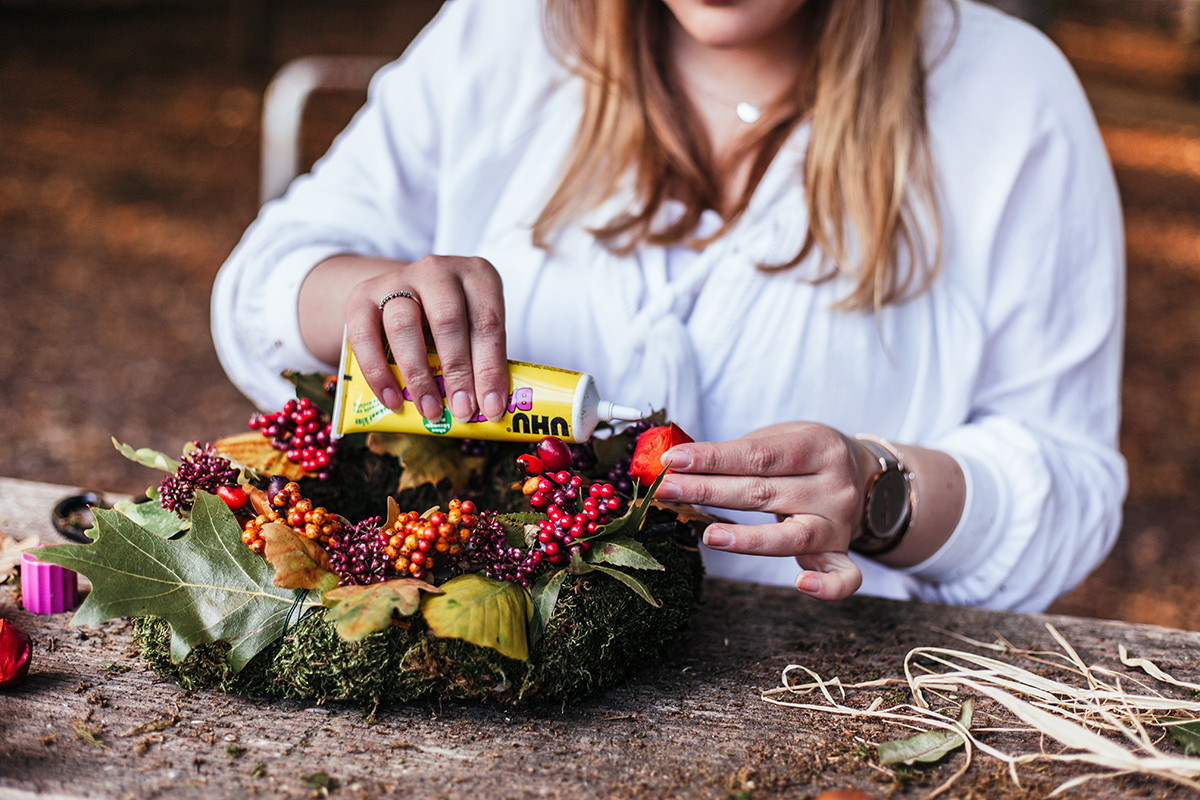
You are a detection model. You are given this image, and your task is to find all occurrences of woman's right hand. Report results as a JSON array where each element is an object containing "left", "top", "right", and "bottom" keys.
[{"left": 299, "top": 254, "right": 509, "bottom": 424}]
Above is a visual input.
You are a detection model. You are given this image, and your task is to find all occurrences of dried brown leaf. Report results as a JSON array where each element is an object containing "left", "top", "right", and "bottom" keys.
[
  {"left": 261, "top": 523, "right": 338, "bottom": 594},
  {"left": 214, "top": 432, "right": 307, "bottom": 481}
]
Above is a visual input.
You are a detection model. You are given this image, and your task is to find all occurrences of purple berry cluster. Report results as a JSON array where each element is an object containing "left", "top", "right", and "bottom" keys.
[
  {"left": 325, "top": 516, "right": 389, "bottom": 587},
  {"left": 248, "top": 397, "right": 338, "bottom": 480},
  {"left": 464, "top": 511, "right": 545, "bottom": 587},
  {"left": 159, "top": 443, "right": 239, "bottom": 516}
]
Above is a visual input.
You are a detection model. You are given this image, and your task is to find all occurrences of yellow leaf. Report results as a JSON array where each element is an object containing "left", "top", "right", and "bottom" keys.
[
  {"left": 324, "top": 579, "right": 442, "bottom": 641},
  {"left": 420, "top": 574, "right": 534, "bottom": 661},
  {"left": 366, "top": 433, "right": 484, "bottom": 494},
  {"left": 214, "top": 432, "right": 307, "bottom": 480}
]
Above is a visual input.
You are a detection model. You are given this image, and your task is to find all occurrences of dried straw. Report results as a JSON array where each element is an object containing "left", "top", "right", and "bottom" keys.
[{"left": 761, "top": 623, "right": 1200, "bottom": 797}]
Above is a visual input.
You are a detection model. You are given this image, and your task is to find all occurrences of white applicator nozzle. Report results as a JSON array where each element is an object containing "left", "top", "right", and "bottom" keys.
[{"left": 597, "top": 401, "right": 645, "bottom": 422}]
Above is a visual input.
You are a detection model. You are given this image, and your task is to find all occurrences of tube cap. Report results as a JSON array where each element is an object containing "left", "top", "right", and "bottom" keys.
[
  {"left": 21, "top": 549, "right": 78, "bottom": 614},
  {"left": 597, "top": 401, "right": 644, "bottom": 422}
]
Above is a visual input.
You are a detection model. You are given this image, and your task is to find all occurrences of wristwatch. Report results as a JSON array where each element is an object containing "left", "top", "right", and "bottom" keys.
[{"left": 850, "top": 436, "right": 915, "bottom": 556}]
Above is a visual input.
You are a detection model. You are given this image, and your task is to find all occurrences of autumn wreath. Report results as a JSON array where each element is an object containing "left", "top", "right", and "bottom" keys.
[{"left": 36, "top": 375, "right": 706, "bottom": 707}]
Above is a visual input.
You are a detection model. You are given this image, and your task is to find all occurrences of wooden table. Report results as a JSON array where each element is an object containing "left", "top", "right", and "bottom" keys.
[{"left": 2, "top": 476, "right": 1200, "bottom": 800}]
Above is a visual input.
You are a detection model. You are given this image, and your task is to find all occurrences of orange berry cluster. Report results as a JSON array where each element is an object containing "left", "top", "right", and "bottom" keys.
[
  {"left": 381, "top": 499, "right": 478, "bottom": 579},
  {"left": 241, "top": 481, "right": 343, "bottom": 554}
]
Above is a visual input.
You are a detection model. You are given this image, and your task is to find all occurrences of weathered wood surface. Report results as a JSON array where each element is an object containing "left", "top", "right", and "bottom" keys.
[{"left": 3, "top": 476, "right": 1200, "bottom": 800}]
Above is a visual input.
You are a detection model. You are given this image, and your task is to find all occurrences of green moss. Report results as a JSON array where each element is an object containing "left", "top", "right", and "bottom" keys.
[{"left": 133, "top": 530, "right": 702, "bottom": 707}]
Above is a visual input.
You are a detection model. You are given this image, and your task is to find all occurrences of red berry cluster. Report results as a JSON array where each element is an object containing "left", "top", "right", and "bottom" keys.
[
  {"left": 248, "top": 397, "right": 338, "bottom": 480},
  {"left": 519, "top": 437, "right": 623, "bottom": 567}
]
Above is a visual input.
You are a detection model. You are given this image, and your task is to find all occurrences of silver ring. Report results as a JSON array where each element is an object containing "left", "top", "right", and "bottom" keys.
[{"left": 379, "top": 290, "right": 415, "bottom": 311}]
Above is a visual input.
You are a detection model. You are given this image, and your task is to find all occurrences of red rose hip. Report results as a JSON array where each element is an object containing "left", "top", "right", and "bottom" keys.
[{"left": 536, "top": 436, "right": 573, "bottom": 473}]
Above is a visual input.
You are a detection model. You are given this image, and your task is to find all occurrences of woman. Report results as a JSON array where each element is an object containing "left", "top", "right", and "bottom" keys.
[{"left": 211, "top": 0, "right": 1126, "bottom": 612}]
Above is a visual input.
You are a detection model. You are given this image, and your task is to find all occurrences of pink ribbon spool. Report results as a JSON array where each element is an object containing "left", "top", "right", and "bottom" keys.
[{"left": 21, "top": 549, "right": 78, "bottom": 614}]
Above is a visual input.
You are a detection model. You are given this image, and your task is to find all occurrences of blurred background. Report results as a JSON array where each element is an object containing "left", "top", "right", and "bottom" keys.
[{"left": 2, "top": 0, "right": 1199, "bottom": 628}]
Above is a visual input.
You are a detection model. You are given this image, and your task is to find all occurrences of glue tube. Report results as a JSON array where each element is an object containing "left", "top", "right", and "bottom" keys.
[{"left": 332, "top": 336, "right": 643, "bottom": 443}]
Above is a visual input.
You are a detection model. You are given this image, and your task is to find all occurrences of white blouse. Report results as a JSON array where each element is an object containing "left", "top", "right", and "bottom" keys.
[{"left": 211, "top": 0, "right": 1126, "bottom": 612}]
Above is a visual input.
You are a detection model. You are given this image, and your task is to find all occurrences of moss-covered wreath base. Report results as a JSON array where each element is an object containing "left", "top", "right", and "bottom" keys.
[{"left": 133, "top": 531, "right": 703, "bottom": 708}]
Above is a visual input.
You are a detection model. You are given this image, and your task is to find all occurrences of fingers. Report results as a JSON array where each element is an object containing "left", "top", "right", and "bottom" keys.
[
  {"left": 347, "top": 255, "right": 507, "bottom": 422},
  {"left": 662, "top": 433, "right": 815, "bottom": 478},
  {"left": 701, "top": 516, "right": 836, "bottom": 558},
  {"left": 794, "top": 552, "right": 863, "bottom": 601},
  {"left": 659, "top": 466, "right": 860, "bottom": 520},
  {"left": 701, "top": 519, "right": 862, "bottom": 601},
  {"left": 413, "top": 262, "right": 476, "bottom": 422},
  {"left": 656, "top": 425, "right": 860, "bottom": 518},
  {"left": 462, "top": 263, "right": 508, "bottom": 422},
  {"left": 381, "top": 285, "right": 445, "bottom": 421},
  {"left": 412, "top": 256, "right": 509, "bottom": 423},
  {"left": 346, "top": 289, "right": 410, "bottom": 413}
]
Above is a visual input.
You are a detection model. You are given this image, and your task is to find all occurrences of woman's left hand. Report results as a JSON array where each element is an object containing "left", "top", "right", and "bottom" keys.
[{"left": 652, "top": 422, "right": 870, "bottom": 601}]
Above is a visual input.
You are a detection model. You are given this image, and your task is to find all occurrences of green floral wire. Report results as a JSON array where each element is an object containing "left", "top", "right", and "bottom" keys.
[{"left": 278, "top": 588, "right": 309, "bottom": 644}]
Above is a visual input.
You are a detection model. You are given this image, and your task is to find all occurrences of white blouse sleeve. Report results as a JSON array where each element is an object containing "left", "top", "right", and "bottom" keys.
[
  {"left": 209, "top": 0, "right": 480, "bottom": 411},
  {"left": 895, "top": 5, "right": 1127, "bottom": 612}
]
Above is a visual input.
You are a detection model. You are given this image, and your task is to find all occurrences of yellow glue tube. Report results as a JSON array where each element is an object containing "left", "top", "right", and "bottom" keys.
[{"left": 332, "top": 337, "right": 643, "bottom": 443}]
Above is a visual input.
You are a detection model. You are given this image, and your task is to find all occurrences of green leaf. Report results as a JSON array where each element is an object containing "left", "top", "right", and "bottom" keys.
[
  {"left": 496, "top": 512, "right": 546, "bottom": 548},
  {"left": 420, "top": 573, "right": 534, "bottom": 661},
  {"left": 589, "top": 469, "right": 668, "bottom": 542},
  {"left": 529, "top": 568, "right": 568, "bottom": 627},
  {"left": 1161, "top": 717, "right": 1200, "bottom": 757},
  {"left": 878, "top": 699, "right": 973, "bottom": 765},
  {"left": 323, "top": 579, "right": 441, "bottom": 641},
  {"left": 567, "top": 546, "right": 594, "bottom": 576},
  {"left": 586, "top": 535, "right": 664, "bottom": 571},
  {"left": 113, "top": 497, "right": 187, "bottom": 539},
  {"left": 112, "top": 437, "right": 180, "bottom": 473},
  {"left": 590, "top": 564, "right": 661, "bottom": 608},
  {"left": 34, "top": 491, "right": 319, "bottom": 672}
]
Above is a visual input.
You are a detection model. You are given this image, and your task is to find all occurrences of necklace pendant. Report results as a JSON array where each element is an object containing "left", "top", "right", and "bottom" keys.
[{"left": 735, "top": 102, "right": 761, "bottom": 124}]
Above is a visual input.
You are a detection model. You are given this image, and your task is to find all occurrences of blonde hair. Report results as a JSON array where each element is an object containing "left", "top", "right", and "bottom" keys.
[{"left": 535, "top": 0, "right": 942, "bottom": 310}]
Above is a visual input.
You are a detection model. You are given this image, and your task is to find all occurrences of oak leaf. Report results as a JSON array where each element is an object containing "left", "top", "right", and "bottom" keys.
[{"left": 33, "top": 491, "right": 321, "bottom": 672}]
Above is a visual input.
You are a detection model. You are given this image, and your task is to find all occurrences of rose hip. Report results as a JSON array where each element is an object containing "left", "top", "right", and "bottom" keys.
[{"left": 536, "top": 437, "right": 573, "bottom": 473}]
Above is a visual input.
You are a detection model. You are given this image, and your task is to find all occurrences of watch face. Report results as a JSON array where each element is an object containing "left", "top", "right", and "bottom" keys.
[{"left": 867, "top": 469, "right": 910, "bottom": 537}]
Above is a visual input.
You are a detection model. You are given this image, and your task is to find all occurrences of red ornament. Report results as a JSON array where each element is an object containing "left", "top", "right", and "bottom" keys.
[
  {"left": 0, "top": 618, "right": 32, "bottom": 688},
  {"left": 629, "top": 423, "right": 694, "bottom": 488}
]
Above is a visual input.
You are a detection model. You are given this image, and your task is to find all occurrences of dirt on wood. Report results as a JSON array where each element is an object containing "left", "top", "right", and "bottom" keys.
[{"left": 5, "top": 566, "right": 1200, "bottom": 800}]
